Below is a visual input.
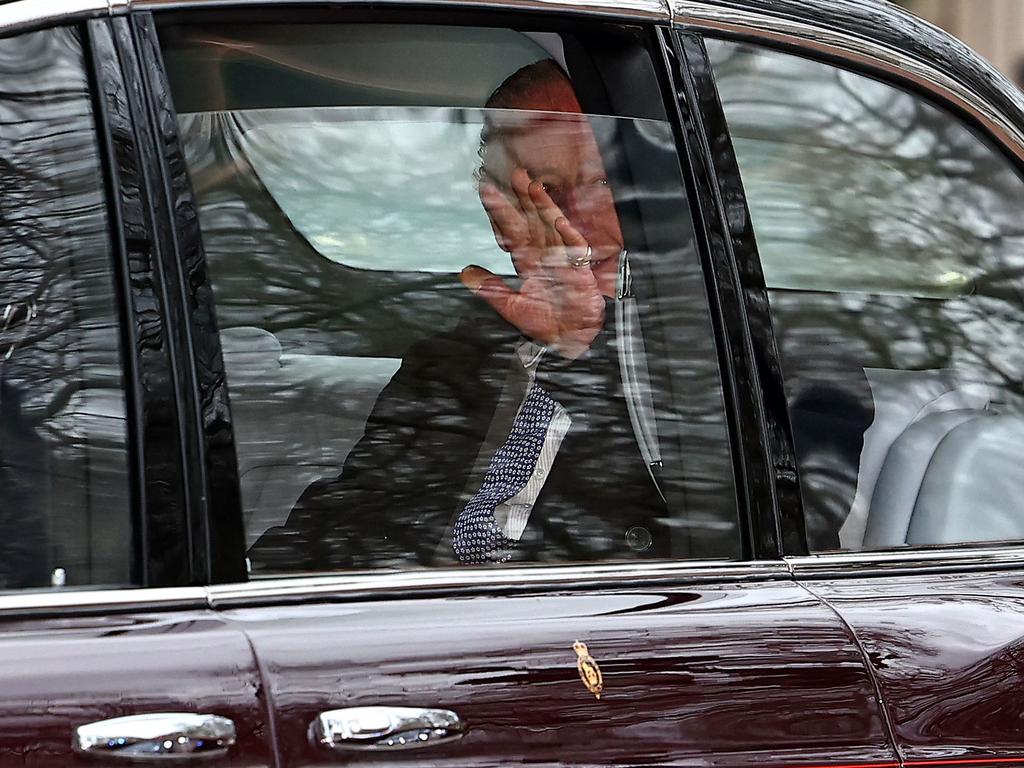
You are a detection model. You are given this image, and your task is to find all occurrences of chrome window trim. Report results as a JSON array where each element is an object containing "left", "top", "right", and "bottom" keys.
[
  {"left": 2, "top": 550, "right": 1022, "bottom": 615},
  {"left": 787, "top": 545, "right": 1024, "bottom": 578},
  {"left": 127, "top": 0, "right": 670, "bottom": 21},
  {"left": 0, "top": 562, "right": 788, "bottom": 616},
  {"left": 0, "top": 0, "right": 674, "bottom": 43},
  {"left": 205, "top": 561, "right": 789, "bottom": 607},
  {"left": 0, "top": 587, "right": 209, "bottom": 618},
  {"left": 672, "top": 1, "right": 1024, "bottom": 165}
]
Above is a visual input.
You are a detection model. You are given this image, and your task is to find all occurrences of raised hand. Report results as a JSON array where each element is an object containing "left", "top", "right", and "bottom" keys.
[{"left": 461, "top": 168, "right": 606, "bottom": 359}]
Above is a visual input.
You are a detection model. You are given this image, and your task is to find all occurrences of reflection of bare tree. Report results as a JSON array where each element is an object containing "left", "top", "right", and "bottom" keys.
[
  {"left": 848, "top": 595, "right": 1024, "bottom": 752},
  {"left": 0, "top": 28, "right": 129, "bottom": 589},
  {"left": 180, "top": 112, "right": 479, "bottom": 360},
  {"left": 710, "top": 41, "right": 1024, "bottom": 549},
  {"left": 175, "top": 99, "right": 740, "bottom": 566}
]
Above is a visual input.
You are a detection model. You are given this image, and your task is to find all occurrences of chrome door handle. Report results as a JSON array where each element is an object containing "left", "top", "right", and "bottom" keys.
[
  {"left": 74, "top": 713, "right": 236, "bottom": 760},
  {"left": 312, "top": 706, "right": 465, "bottom": 751}
]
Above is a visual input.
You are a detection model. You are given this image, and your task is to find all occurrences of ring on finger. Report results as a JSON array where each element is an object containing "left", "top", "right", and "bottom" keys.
[{"left": 568, "top": 245, "right": 593, "bottom": 268}]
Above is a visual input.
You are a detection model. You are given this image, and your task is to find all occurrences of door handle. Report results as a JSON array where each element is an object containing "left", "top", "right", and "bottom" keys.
[
  {"left": 74, "top": 712, "right": 236, "bottom": 760},
  {"left": 312, "top": 706, "right": 465, "bottom": 751}
]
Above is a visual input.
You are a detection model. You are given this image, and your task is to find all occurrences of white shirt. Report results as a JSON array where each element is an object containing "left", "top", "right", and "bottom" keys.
[{"left": 489, "top": 340, "right": 572, "bottom": 541}]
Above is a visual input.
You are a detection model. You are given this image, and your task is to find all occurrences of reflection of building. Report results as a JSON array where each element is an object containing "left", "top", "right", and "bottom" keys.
[{"left": 905, "top": 0, "right": 1024, "bottom": 86}]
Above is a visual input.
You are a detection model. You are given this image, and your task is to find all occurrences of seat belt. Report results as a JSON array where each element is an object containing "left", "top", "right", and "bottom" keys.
[{"left": 615, "top": 250, "right": 665, "bottom": 503}]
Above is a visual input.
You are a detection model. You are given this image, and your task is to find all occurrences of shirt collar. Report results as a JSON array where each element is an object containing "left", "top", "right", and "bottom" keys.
[{"left": 515, "top": 338, "right": 546, "bottom": 370}]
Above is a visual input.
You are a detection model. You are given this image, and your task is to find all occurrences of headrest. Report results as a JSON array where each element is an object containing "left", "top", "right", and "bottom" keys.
[
  {"left": 908, "top": 414, "right": 1024, "bottom": 546},
  {"left": 220, "top": 326, "right": 283, "bottom": 372}
]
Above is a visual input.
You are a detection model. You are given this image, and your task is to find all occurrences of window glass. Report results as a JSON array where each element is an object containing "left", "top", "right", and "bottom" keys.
[
  {"left": 0, "top": 27, "right": 132, "bottom": 589},
  {"left": 210, "top": 109, "right": 519, "bottom": 275},
  {"left": 160, "top": 22, "right": 738, "bottom": 574},
  {"left": 708, "top": 38, "right": 1024, "bottom": 552}
]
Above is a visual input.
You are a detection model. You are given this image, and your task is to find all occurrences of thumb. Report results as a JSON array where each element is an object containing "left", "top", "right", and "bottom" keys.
[
  {"left": 459, "top": 265, "right": 521, "bottom": 327},
  {"left": 459, "top": 265, "right": 499, "bottom": 293}
]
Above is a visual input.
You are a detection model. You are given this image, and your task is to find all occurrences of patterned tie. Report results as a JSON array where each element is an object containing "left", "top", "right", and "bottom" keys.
[{"left": 452, "top": 381, "right": 557, "bottom": 564}]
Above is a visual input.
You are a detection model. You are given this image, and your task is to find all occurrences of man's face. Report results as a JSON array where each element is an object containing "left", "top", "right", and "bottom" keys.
[{"left": 486, "top": 77, "right": 625, "bottom": 296}]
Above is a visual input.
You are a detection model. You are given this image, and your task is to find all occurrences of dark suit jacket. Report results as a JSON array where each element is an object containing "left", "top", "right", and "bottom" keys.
[
  {"left": 249, "top": 300, "right": 669, "bottom": 573},
  {"left": 0, "top": 380, "right": 52, "bottom": 589}
]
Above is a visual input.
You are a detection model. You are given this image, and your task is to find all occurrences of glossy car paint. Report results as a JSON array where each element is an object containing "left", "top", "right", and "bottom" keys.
[
  {"left": 0, "top": 609, "right": 273, "bottom": 766},
  {"left": 806, "top": 570, "right": 1024, "bottom": 763},
  {"left": 0, "top": 1, "right": 1018, "bottom": 768},
  {"left": 223, "top": 580, "right": 896, "bottom": 767}
]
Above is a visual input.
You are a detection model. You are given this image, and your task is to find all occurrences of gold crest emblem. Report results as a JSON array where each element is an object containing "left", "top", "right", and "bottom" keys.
[{"left": 573, "top": 640, "right": 604, "bottom": 699}]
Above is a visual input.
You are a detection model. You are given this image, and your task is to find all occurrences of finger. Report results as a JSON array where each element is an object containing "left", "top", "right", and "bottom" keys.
[
  {"left": 533, "top": 214, "right": 584, "bottom": 272},
  {"left": 460, "top": 264, "right": 506, "bottom": 295},
  {"left": 554, "top": 216, "right": 588, "bottom": 249},
  {"left": 520, "top": 176, "right": 569, "bottom": 277},
  {"left": 528, "top": 182, "right": 578, "bottom": 271},
  {"left": 479, "top": 182, "right": 528, "bottom": 252},
  {"left": 511, "top": 170, "right": 555, "bottom": 276},
  {"left": 511, "top": 168, "right": 546, "bottom": 246},
  {"left": 550, "top": 217, "right": 601, "bottom": 289},
  {"left": 528, "top": 180, "right": 569, "bottom": 232},
  {"left": 459, "top": 265, "right": 529, "bottom": 331},
  {"left": 510, "top": 167, "right": 537, "bottom": 216},
  {"left": 481, "top": 181, "right": 542, "bottom": 276}
]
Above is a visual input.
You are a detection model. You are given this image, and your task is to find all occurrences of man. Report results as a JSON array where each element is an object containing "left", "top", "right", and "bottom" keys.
[
  {"left": 249, "top": 60, "right": 668, "bottom": 572},
  {"left": 462, "top": 59, "right": 624, "bottom": 352}
]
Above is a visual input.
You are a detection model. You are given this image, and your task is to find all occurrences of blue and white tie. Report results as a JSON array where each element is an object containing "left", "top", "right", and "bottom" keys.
[{"left": 452, "top": 381, "right": 557, "bottom": 564}]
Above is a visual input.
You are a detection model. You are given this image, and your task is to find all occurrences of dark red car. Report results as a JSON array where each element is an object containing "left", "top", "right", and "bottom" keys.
[{"left": 1, "top": 0, "right": 1024, "bottom": 765}]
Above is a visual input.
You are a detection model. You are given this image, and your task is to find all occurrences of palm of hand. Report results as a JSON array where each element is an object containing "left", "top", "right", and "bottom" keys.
[
  {"left": 505, "top": 264, "right": 605, "bottom": 356},
  {"left": 462, "top": 169, "right": 606, "bottom": 359}
]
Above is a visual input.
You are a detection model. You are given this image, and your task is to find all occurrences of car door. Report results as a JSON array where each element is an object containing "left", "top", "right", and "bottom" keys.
[
  {"left": 688, "top": 0, "right": 1024, "bottom": 763},
  {"left": 138, "top": 1, "right": 898, "bottom": 766},
  {"left": 0, "top": 7, "right": 272, "bottom": 766}
]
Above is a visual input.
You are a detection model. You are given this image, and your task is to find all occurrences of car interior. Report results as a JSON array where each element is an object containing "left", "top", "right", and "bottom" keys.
[
  {"left": 709, "top": 38, "right": 1024, "bottom": 552},
  {"left": 161, "top": 19, "right": 741, "bottom": 565}
]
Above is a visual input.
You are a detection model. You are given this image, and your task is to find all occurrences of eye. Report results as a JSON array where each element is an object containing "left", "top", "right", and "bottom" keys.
[{"left": 540, "top": 182, "right": 563, "bottom": 200}]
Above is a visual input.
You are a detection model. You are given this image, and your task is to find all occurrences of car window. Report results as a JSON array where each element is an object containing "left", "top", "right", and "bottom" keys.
[
  {"left": 158, "top": 21, "right": 740, "bottom": 574},
  {"left": 0, "top": 26, "right": 133, "bottom": 590},
  {"left": 708, "top": 38, "right": 1024, "bottom": 553}
]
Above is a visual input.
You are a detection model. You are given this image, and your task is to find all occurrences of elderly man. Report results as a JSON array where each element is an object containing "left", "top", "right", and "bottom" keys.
[
  {"left": 249, "top": 59, "right": 669, "bottom": 572},
  {"left": 462, "top": 59, "right": 624, "bottom": 351}
]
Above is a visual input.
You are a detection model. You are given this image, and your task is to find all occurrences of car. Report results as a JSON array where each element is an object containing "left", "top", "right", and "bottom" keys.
[{"left": 1, "top": 0, "right": 1023, "bottom": 764}]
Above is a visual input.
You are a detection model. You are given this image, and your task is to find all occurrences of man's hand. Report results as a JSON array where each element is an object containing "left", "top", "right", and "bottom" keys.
[{"left": 462, "top": 168, "right": 605, "bottom": 359}]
